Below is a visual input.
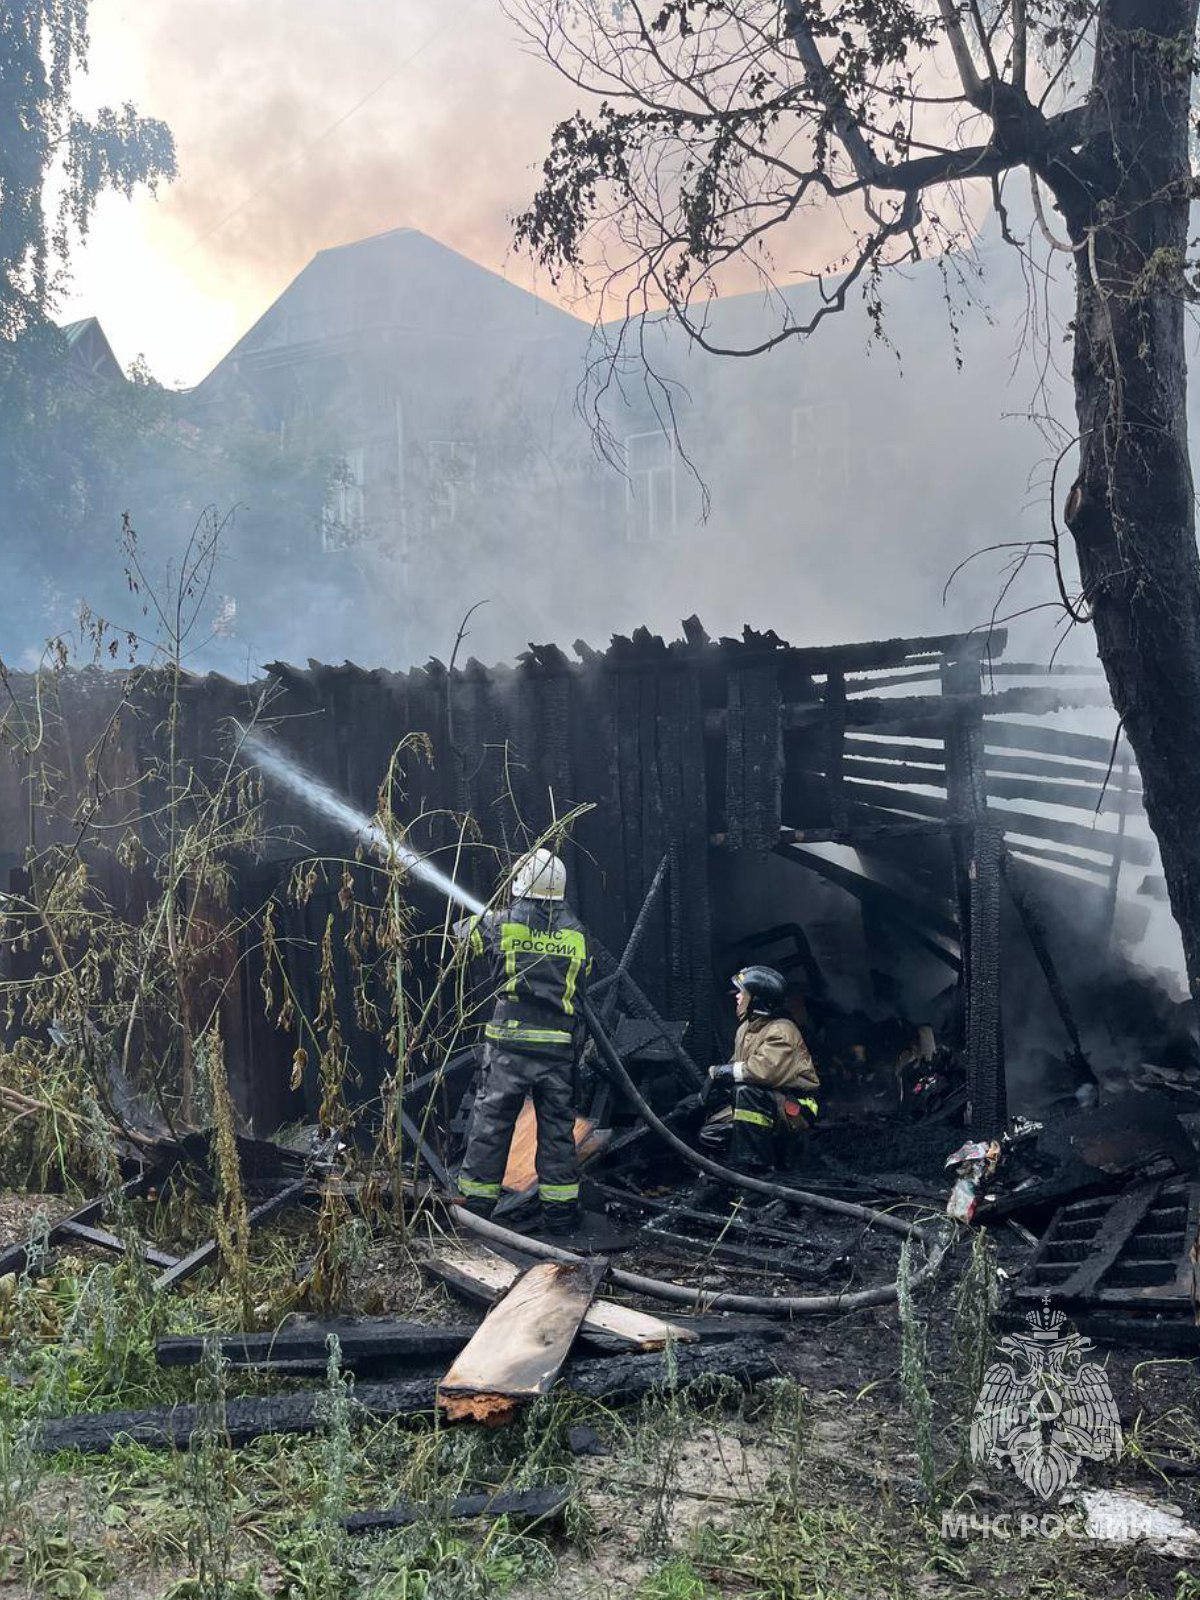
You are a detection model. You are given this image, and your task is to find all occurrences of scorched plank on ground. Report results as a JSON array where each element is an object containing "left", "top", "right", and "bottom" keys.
[
  {"left": 437, "top": 1258, "right": 606, "bottom": 1424},
  {"left": 156, "top": 1319, "right": 479, "bottom": 1370},
  {"left": 37, "top": 1338, "right": 780, "bottom": 1454}
]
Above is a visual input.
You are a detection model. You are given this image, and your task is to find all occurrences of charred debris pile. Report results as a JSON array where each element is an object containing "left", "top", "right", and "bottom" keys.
[{"left": 2, "top": 618, "right": 1199, "bottom": 1462}]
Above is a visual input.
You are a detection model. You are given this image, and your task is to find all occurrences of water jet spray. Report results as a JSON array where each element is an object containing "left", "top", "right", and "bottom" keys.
[{"left": 237, "top": 727, "right": 485, "bottom": 915}]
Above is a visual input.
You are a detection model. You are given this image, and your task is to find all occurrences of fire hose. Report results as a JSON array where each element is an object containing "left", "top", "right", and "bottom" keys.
[
  {"left": 236, "top": 734, "right": 950, "bottom": 1312},
  {"left": 451, "top": 1002, "right": 951, "bottom": 1317}
]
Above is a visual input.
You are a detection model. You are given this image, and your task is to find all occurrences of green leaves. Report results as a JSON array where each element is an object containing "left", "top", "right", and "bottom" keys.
[{"left": 0, "top": 0, "right": 177, "bottom": 337}]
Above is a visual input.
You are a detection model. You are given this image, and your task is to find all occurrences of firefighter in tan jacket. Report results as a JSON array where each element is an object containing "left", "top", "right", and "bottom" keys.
[{"left": 701, "top": 965, "right": 819, "bottom": 1174}]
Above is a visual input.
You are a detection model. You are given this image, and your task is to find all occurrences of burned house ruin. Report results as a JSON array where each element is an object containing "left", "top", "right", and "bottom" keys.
[{"left": 1, "top": 618, "right": 1171, "bottom": 1139}]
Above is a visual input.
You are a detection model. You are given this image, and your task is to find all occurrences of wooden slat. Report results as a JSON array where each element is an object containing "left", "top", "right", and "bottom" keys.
[
  {"left": 0, "top": 1172, "right": 157, "bottom": 1281},
  {"left": 844, "top": 737, "right": 1143, "bottom": 795},
  {"left": 425, "top": 1247, "right": 698, "bottom": 1352},
  {"left": 840, "top": 753, "right": 1137, "bottom": 816},
  {"left": 59, "top": 1221, "right": 179, "bottom": 1271},
  {"left": 713, "top": 687, "right": 1115, "bottom": 738},
  {"left": 843, "top": 668, "right": 944, "bottom": 694},
  {"left": 983, "top": 719, "right": 1131, "bottom": 765},
  {"left": 437, "top": 1259, "right": 606, "bottom": 1423},
  {"left": 987, "top": 750, "right": 1141, "bottom": 790},
  {"left": 980, "top": 662, "right": 1104, "bottom": 678},
  {"left": 841, "top": 756, "right": 947, "bottom": 788},
  {"left": 842, "top": 780, "right": 1155, "bottom": 865},
  {"left": 153, "top": 1177, "right": 308, "bottom": 1293},
  {"left": 842, "top": 736, "right": 947, "bottom": 765}
]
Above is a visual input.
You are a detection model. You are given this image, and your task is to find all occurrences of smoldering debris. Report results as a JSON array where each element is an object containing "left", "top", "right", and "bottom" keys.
[{"left": 3, "top": 617, "right": 1200, "bottom": 1544}]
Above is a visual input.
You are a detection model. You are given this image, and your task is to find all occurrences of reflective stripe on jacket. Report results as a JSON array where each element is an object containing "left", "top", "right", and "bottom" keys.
[{"left": 463, "top": 897, "right": 591, "bottom": 1057}]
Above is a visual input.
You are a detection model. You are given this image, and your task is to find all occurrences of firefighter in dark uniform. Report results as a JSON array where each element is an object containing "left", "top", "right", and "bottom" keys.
[
  {"left": 701, "top": 965, "right": 819, "bottom": 1174},
  {"left": 456, "top": 848, "right": 591, "bottom": 1234}
]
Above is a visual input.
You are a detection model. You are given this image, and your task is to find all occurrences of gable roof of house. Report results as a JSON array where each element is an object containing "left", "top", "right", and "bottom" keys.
[
  {"left": 59, "top": 316, "right": 125, "bottom": 383},
  {"left": 194, "top": 227, "right": 586, "bottom": 393}
]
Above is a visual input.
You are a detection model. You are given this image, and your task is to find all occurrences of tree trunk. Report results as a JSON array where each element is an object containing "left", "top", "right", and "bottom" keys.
[{"left": 1061, "top": 0, "right": 1200, "bottom": 994}]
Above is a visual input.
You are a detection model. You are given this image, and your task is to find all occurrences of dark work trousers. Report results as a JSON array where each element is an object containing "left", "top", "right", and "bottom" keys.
[
  {"left": 458, "top": 1042, "right": 580, "bottom": 1212},
  {"left": 729, "top": 1083, "right": 779, "bottom": 1173}
]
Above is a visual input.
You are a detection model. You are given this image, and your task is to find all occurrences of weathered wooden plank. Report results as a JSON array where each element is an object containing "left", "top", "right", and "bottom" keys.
[
  {"left": 437, "top": 1259, "right": 607, "bottom": 1423},
  {"left": 424, "top": 1247, "right": 698, "bottom": 1351}
]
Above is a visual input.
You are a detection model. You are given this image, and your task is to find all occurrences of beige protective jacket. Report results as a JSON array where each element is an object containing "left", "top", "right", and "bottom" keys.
[{"left": 733, "top": 1015, "right": 820, "bottom": 1093}]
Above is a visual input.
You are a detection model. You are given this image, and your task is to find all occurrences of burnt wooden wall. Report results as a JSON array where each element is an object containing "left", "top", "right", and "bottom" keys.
[{"left": 2, "top": 622, "right": 1150, "bottom": 1134}]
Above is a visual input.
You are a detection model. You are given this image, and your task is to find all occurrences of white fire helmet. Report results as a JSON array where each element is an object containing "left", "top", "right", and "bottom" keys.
[{"left": 511, "top": 847, "right": 566, "bottom": 901}]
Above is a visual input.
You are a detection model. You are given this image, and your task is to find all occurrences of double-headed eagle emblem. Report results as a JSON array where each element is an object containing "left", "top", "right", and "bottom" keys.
[{"left": 970, "top": 1302, "right": 1123, "bottom": 1500}]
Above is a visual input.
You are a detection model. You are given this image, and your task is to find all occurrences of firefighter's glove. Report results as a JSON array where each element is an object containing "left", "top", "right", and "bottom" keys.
[{"left": 704, "top": 1063, "right": 735, "bottom": 1105}]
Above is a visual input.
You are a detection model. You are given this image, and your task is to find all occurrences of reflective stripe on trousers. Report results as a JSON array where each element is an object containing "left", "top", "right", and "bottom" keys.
[
  {"left": 729, "top": 1083, "right": 778, "bottom": 1172},
  {"left": 458, "top": 1042, "right": 578, "bottom": 1205}
]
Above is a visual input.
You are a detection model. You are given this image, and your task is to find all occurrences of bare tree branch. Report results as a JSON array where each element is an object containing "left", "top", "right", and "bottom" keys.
[{"left": 937, "top": 0, "right": 985, "bottom": 99}]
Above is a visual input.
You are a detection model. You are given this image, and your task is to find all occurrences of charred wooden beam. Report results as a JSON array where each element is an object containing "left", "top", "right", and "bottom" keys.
[
  {"left": 37, "top": 1338, "right": 781, "bottom": 1455},
  {"left": 156, "top": 1320, "right": 479, "bottom": 1370},
  {"left": 345, "top": 1485, "right": 571, "bottom": 1535}
]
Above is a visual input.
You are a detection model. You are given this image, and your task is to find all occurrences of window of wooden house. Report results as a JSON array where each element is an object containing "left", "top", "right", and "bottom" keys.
[
  {"left": 321, "top": 447, "right": 366, "bottom": 552},
  {"left": 624, "top": 429, "right": 677, "bottom": 541},
  {"left": 428, "top": 439, "right": 477, "bottom": 529}
]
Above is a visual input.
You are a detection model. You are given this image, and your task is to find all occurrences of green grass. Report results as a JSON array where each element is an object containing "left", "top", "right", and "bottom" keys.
[{"left": 2, "top": 1204, "right": 1198, "bottom": 1600}]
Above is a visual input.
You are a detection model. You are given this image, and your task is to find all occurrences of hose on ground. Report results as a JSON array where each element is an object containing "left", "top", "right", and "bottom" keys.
[
  {"left": 582, "top": 1000, "right": 921, "bottom": 1239},
  {"left": 447, "top": 999, "right": 952, "bottom": 1313},
  {"left": 453, "top": 1203, "right": 950, "bottom": 1316}
]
